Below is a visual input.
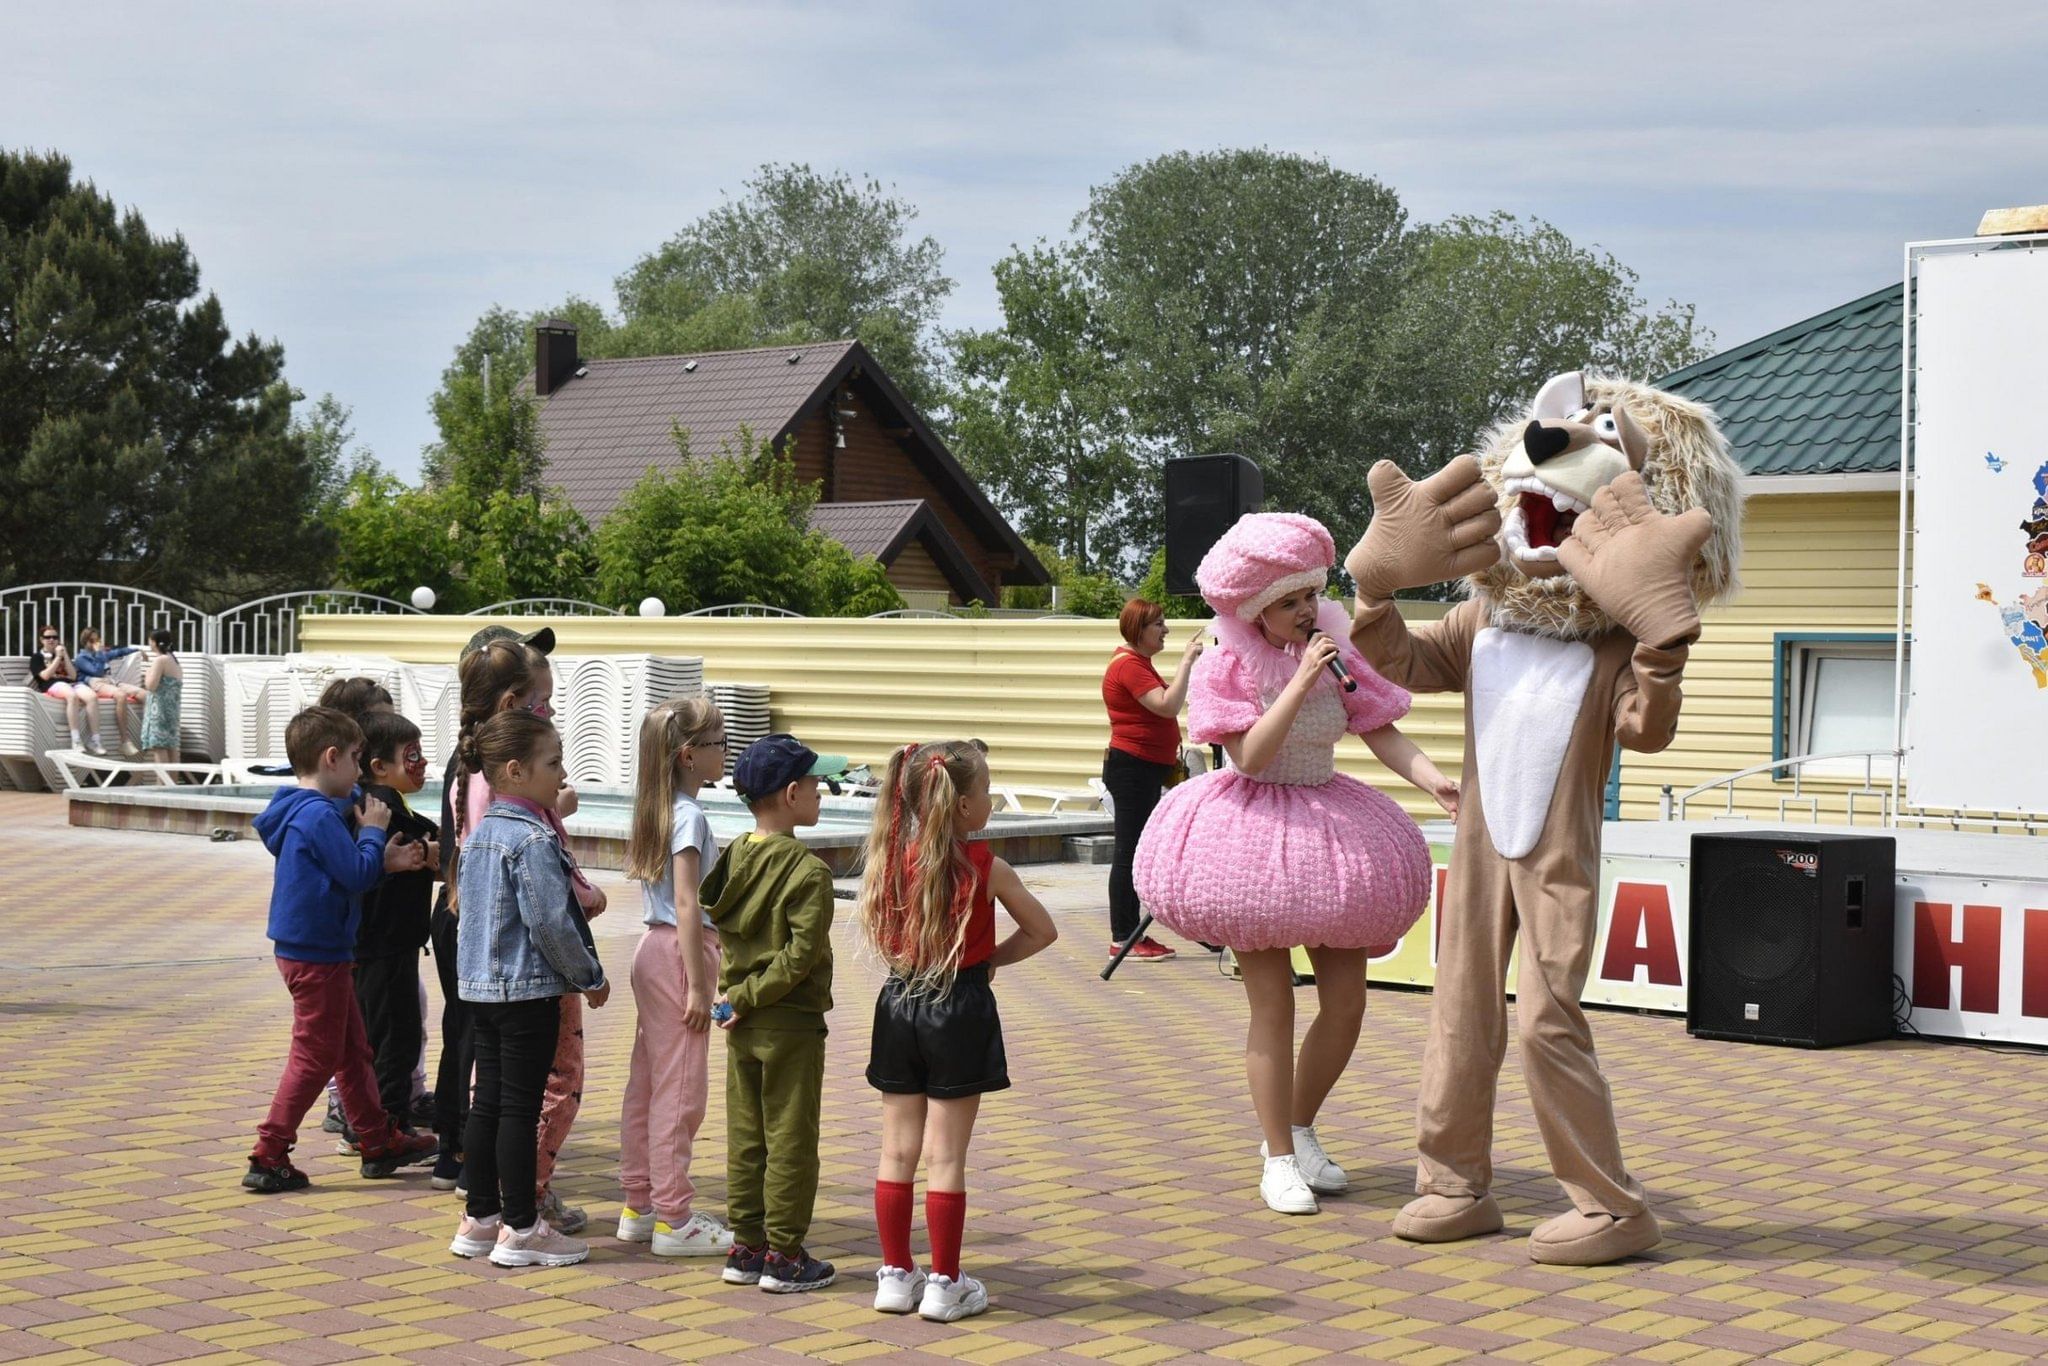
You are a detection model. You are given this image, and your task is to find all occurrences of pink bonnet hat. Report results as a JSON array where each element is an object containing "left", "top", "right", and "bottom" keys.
[{"left": 1195, "top": 512, "right": 1335, "bottom": 621}]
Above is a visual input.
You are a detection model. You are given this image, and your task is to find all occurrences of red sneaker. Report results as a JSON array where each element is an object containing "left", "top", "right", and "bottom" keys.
[
  {"left": 360, "top": 1129, "right": 437, "bottom": 1178},
  {"left": 1124, "top": 938, "right": 1177, "bottom": 962}
]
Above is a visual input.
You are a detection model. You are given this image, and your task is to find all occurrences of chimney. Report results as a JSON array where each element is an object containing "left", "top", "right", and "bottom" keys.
[{"left": 535, "top": 319, "right": 579, "bottom": 396}]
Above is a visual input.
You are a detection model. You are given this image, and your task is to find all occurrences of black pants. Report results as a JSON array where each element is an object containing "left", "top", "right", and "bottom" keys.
[
  {"left": 1102, "top": 747, "right": 1175, "bottom": 943},
  {"left": 353, "top": 951, "right": 423, "bottom": 1128},
  {"left": 463, "top": 996, "right": 561, "bottom": 1230},
  {"left": 430, "top": 906, "right": 473, "bottom": 1153}
]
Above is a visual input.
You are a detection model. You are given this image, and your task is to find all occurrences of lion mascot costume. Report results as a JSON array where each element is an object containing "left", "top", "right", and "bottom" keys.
[{"left": 1346, "top": 370, "right": 1743, "bottom": 1265}]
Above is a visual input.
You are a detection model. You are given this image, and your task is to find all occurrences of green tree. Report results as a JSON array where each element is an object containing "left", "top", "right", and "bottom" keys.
[
  {"left": 957, "top": 149, "right": 1714, "bottom": 577},
  {"left": 1378, "top": 213, "right": 1713, "bottom": 472},
  {"left": 0, "top": 149, "right": 337, "bottom": 598},
  {"left": 1001, "top": 540, "right": 1125, "bottom": 618},
  {"left": 330, "top": 380, "right": 593, "bottom": 611},
  {"left": 1134, "top": 547, "right": 1207, "bottom": 620},
  {"left": 593, "top": 430, "right": 902, "bottom": 617},
  {"left": 949, "top": 243, "right": 1143, "bottom": 574},
  {"left": 613, "top": 164, "right": 952, "bottom": 406}
]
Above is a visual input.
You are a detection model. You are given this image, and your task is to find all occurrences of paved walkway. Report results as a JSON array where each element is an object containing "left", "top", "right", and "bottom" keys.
[{"left": 2, "top": 791, "right": 2047, "bottom": 1363}]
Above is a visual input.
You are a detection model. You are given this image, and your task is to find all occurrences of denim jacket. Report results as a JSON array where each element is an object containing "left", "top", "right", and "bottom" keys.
[
  {"left": 455, "top": 799, "right": 606, "bottom": 1003},
  {"left": 72, "top": 645, "right": 137, "bottom": 682}
]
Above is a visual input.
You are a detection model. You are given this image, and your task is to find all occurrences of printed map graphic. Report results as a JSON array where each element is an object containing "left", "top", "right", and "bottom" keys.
[{"left": 1978, "top": 456, "right": 2048, "bottom": 688}]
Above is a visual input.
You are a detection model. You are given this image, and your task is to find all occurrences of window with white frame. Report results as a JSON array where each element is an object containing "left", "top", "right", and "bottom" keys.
[{"left": 1780, "top": 636, "right": 1909, "bottom": 779}]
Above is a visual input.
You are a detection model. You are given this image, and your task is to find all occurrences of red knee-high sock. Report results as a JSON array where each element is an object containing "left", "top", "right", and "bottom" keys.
[
  {"left": 926, "top": 1188, "right": 966, "bottom": 1280},
  {"left": 875, "top": 1180, "right": 915, "bottom": 1270}
]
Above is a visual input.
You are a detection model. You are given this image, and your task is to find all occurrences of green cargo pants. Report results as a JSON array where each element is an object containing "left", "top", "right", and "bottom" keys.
[{"left": 724, "top": 1024, "right": 827, "bottom": 1255}]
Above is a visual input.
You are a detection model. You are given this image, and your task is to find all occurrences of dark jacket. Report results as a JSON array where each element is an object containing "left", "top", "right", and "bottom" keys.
[
  {"left": 254, "top": 785, "right": 388, "bottom": 963},
  {"left": 704, "top": 832, "right": 835, "bottom": 1029},
  {"left": 25, "top": 650, "right": 68, "bottom": 689},
  {"left": 356, "top": 784, "right": 438, "bottom": 959}
]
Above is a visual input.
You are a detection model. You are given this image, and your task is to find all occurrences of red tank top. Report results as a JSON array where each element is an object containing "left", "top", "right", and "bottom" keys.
[{"left": 883, "top": 840, "right": 997, "bottom": 971}]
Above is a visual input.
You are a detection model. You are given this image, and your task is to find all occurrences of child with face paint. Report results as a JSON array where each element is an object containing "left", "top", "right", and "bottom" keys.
[{"left": 350, "top": 708, "right": 442, "bottom": 1131}]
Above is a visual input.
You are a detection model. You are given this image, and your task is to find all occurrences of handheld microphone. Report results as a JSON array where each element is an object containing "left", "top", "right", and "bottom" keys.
[{"left": 1306, "top": 629, "right": 1358, "bottom": 692}]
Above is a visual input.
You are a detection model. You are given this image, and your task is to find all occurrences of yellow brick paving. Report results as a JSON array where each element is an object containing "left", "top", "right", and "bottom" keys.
[{"left": 3, "top": 790, "right": 2047, "bottom": 1364}]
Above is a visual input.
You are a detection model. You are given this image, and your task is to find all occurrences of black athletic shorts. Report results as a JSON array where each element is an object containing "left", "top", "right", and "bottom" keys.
[{"left": 865, "top": 961, "right": 1010, "bottom": 1099}]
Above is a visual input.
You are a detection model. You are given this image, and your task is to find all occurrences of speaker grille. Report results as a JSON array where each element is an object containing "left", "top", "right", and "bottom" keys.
[{"left": 1697, "top": 862, "right": 1817, "bottom": 1040}]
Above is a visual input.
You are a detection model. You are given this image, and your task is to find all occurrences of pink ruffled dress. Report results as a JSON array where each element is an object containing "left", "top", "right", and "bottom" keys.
[{"left": 1133, "top": 600, "right": 1432, "bottom": 952}]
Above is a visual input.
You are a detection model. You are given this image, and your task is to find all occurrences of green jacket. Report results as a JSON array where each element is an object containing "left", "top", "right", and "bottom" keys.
[{"left": 703, "top": 832, "right": 834, "bottom": 1029}]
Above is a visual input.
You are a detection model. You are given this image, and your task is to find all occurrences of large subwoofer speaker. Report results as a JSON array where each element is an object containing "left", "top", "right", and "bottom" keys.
[
  {"left": 1687, "top": 831, "right": 1895, "bottom": 1047},
  {"left": 1164, "top": 454, "right": 1263, "bottom": 596}
]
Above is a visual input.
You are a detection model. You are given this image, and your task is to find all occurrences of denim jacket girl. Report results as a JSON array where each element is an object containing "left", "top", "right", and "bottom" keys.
[{"left": 456, "top": 796, "right": 607, "bottom": 1004}]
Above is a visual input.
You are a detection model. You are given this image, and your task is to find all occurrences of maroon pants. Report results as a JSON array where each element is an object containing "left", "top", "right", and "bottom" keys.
[{"left": 254, "top": 957, "right": 392, "bottom": 1164}]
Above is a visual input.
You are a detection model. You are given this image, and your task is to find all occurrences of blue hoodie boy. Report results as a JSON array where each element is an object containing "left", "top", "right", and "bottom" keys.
[{"left": 254, "top": 786, "right": 389, "bottom": 963}]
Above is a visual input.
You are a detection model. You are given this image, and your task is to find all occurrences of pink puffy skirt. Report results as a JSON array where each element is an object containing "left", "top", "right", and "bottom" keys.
[{"left": 1132, "top": 769, "right": 1431, "bottom": 952}]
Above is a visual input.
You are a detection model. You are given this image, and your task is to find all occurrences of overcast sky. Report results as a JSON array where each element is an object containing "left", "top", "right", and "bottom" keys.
[{"left": 9, "top": 1, "right": 2046, "bottom": 478}]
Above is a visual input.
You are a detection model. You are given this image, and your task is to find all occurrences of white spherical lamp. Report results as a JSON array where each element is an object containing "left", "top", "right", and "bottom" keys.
[
  {"left": 638, "top": 596, "right": 666, "bottom": 618},
  {"left": 410, "top": 585, "right": 438, "bottom": 611}
]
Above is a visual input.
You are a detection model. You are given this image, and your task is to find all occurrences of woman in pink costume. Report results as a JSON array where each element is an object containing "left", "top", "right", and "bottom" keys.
[{"left": 1135, "top": 512, "right": 1454, "bottom": 1215}]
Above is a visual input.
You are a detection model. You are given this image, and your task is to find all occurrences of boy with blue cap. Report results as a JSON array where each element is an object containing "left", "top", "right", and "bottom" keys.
[{"left": 705, "top": 734, "right": 848, "bottom": 1293}]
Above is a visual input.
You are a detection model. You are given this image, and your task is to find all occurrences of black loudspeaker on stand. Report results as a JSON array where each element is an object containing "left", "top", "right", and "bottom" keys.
[
  {"left": 1687, "top": 831, "right": 1895, "bottom": 1047},
  {"left": 1164, "top": 454, "right": 1264, "bottom": 596}
]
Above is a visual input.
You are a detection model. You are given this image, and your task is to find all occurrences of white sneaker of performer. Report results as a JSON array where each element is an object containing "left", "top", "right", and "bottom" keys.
[
  {"left": 1261, "top": 1124, "right": 1347, "bottom": 1195},
  {"left": 1259, "top": 1154, "right": 1319, "bottom": 1214}
]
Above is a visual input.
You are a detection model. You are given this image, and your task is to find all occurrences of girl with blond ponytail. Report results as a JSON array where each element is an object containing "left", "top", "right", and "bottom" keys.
[
  {"left": 615, "top": 698, "right": 736, "bottom": 1259},
  {"left": 857, "top": 741, "right": 1057, "bottom": 1324}
]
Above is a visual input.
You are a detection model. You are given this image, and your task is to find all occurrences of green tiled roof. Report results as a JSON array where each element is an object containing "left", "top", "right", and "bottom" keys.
[{"left": 1658, "top": 284, "right": 1901, "bottom": 476}]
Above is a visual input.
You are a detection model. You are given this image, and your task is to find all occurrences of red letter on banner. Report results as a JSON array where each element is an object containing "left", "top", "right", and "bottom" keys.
[
  {"left": 1599, "top": 882, "right": 1682, "bottom": 986},
  {"left": 1912, "top": 902, "right": 2002, "bottom": 1013},
  {"left": 2023, "top": 910, "right": 2048, "bottom": 1019}
]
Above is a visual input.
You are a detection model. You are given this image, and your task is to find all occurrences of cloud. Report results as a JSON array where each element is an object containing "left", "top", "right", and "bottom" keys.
[{"left": 6, "top": 0, "right": 2044, "bottom": 477}]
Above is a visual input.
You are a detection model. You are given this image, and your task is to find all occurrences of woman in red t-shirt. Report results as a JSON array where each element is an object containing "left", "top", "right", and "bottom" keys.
[{"left": 1100, "top": 598, "right": 1206, "bottom": 962}]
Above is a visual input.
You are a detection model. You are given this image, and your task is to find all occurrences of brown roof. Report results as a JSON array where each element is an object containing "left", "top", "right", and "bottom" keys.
[
  {"left": 806, "top": 499, "right": 925, "bottom": 560},
  {"left": 807, "top": 500, "right": 996, "bottom": 604},
  {"left": 532, "top": 340, "right": 859, "bottom": 518}
]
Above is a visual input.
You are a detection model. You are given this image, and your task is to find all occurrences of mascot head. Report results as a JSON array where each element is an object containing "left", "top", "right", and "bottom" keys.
[{"left": 1468, "top": 370, "right": 1744, "bottom": 640}]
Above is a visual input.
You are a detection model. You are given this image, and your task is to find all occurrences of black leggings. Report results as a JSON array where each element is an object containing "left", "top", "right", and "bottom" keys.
[
  {"left": 464, "top": 996, "right": 561, "bottom": 1230},
  {"left": 354, "top": 952, "right": 423, "bottom": 1127},
  {"left": 1102, "top": 747, "right": 1175, "bottom": 943},
  {"left": 429, "top": 905, "right": 472, "bottom": 1153}
]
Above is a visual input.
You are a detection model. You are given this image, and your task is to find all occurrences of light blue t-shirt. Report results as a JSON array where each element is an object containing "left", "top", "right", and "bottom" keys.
[{"left": 640, "top": 793, "right": 717, "bottom": 929}]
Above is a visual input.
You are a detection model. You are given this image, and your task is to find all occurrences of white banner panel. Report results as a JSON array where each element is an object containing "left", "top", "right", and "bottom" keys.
[{"left": 1910, "top": 245, "right": 2048, "bottom": 812}]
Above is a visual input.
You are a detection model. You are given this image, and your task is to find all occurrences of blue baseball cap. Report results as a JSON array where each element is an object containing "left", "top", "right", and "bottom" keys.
[{"left": 732, "top": 734, "right": 849, "bottom": 803}]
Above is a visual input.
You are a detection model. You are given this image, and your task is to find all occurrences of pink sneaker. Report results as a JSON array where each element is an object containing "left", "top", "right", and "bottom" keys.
[
  {"left": 449, "top": 1212, "right": 501, "bottom": 1258},
  {"left": 489, "top": 1218, "right": 589, "bottom": 1268}
]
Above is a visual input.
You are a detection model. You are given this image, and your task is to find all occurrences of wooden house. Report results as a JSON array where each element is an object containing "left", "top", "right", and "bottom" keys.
[{"left": 525, "top": 323, "right": 1047, "bottom": 607}]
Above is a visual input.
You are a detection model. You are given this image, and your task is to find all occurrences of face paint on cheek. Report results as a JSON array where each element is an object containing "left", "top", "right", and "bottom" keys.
[{"left": 525, "top": 700, "right": 554, "bottom": 720}]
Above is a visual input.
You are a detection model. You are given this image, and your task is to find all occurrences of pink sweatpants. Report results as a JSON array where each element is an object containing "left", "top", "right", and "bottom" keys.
[
  {"left": 619, "top": 925, "right": 721, "bottom": 1222},
  {"left": 535, "top": 992, "right": 584, "bottom": 1197}
]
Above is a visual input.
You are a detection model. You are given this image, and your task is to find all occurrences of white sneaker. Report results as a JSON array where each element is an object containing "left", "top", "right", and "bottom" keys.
[
  {"left": 1260, "top": 1154, "right": 1318, "bottom": 1214},
  {"left": 873, "top": 1264, "right": 926, "bottom": 1313},
  {"left": 86, "top": 736, "right": 106, "bottom": 755},
  {"left": 918, "top": 1272, "right": 988, "bottom": 1322},
  {"left": 1261, "top": 1124, "right": 1347, "bottom": 1195},
  {"left": 652, "top": 1212, "right": 734, "bottom": 1257},
  {"left": 616, "top": 1206, "right": 655, "bottom": 1243},
  {"left": 448, "top": 1212, "right": 501, "bottom": 1258},
  {"left": 488, "top": 1218, "right": 589, "bottom": 1268}
]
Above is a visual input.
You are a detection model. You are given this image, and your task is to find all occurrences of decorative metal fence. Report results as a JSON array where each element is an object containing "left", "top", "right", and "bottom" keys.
[
  {"left": 1, "top": 583, "right": 212, "bottom": 658},
  {"left": 468, "top": 598, "right": 624, "bottom": 617},
  {"left": 679, "top": 603, "right": 803, "bottom": 618},
  {"left": 0, "top": 583, "right": 423, "bottom": 657}
]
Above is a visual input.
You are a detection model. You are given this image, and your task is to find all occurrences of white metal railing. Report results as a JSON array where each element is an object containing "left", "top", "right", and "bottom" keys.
[
  {"left": 210, "top": 591, "right": 420, "bottom": 655},
  {"left": 1660, "top": 749, "right": 2042, "bottom": 834},
  {"left": 467, "top": 598, "right": 623, "bottom": 617},
  {"left": 1, "top": 582, "right": 211, "bottom": 657},
  {"left": 678, "top": 603, "right": 803, "bottom": 618}
]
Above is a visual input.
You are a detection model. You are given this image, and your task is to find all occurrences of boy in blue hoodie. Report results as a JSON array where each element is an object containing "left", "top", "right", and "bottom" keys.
[{"left": 244, "top": 706, "right": 438, "bottom": 1193}]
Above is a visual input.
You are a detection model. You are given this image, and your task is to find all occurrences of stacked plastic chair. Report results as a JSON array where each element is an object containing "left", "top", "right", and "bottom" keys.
[
  {"left": 549, "top": 654, "right": 705, "bottom": 787},
  {"left": 395, "top": 664, "right": 459, "bottom": 767},
  {"left": 706, "top": 683, "right": 773, "bottom": 777}
]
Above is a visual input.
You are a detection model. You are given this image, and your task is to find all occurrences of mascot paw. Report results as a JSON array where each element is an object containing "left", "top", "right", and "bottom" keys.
[
  {"left": 1392, "top": 1192, "right": 1504, "bottom": 1243},
  {"left": 1527, "top": 1208, "right": 1661, "bottom": 1266}
]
